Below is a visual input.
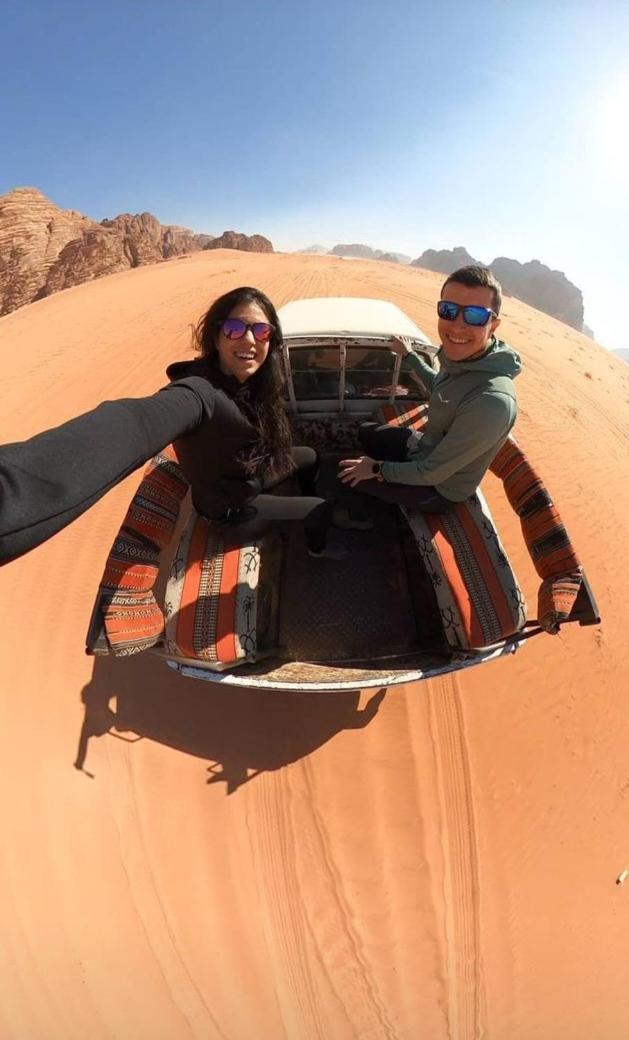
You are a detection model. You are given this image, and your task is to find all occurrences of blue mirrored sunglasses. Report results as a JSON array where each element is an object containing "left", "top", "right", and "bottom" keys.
[{"left": 437, "top": 300, "right": 497, "bottom": 327}]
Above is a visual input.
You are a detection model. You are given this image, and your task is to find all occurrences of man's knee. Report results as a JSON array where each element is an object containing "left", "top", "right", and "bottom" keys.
[
  {"left": 292, "top": 445, "right": 318, "bottom": 470},
  {"left": 358, "top": 422, "right": 380, "bottom": 452},
  {"left": 359, "top": 422, "right": 409, "bottom": 461}
]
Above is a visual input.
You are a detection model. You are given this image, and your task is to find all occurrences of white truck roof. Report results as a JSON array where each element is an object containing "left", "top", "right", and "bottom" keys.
[{"left": 278, "top": 297, "right": 432, "bottom": 344}]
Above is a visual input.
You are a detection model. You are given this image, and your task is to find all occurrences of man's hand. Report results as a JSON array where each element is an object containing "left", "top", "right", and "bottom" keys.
[
  {"left": 389, "top": 335, "right": 415, "bottom": 357},
  {"left": 338, "top": 456, "right": 378, "bottom": 486}
]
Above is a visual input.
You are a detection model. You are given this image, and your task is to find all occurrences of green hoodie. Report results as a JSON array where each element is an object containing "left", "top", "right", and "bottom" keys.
[{"left": 381, "top": 338, "right": 522, "bottom": 502}]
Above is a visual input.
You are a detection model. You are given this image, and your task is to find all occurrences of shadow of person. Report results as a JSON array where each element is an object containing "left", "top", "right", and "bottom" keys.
[{"left": 76, "top": 652, "right": 386, "bottom": 793}]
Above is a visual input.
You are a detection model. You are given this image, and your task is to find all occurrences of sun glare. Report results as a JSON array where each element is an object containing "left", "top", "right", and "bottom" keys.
[{"left": 591, "top": 74, "right": 629, "bottom": 173}]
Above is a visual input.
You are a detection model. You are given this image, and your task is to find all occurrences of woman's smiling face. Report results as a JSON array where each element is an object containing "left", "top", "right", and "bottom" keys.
[{"left": 215, "top": 301, "right": 272, "bottom": 382}]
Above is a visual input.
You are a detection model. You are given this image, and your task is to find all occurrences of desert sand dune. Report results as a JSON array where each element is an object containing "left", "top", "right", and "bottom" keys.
[{"left": 1, "top": 251, "right": 629, "bottom": 1039}]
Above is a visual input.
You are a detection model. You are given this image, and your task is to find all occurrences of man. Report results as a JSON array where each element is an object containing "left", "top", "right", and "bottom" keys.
[{"left": 338, "top": 265, "right": 521, "bottom": 512}]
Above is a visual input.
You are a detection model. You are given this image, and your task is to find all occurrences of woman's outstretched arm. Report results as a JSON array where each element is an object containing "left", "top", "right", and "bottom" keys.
[{"left": 0, "top": 376, "right": 214, "bottom": 564}]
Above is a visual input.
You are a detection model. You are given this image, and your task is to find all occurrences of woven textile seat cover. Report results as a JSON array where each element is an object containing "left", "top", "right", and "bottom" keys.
[
  {"left": 402, "top": 493, "right": 526, "bottom": 650},
  {"left": 375, "top": 399, "right": 584, "bottom": 640},
  {"left": 95, "top": 446, "right": 267, "bottom": 667},
  {"left": 488, "top": 439, "right": 583, "bottom": 633},
  {"left": 164, "top": 512, "right": 262, "bottom": 665},
  {"left": 375, "top": 402, "right": 527, "bottom": 650}
]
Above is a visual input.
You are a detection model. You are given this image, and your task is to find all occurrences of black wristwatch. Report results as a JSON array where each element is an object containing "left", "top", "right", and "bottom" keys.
[{"left": 371, "top": 461, "right": 383, "bottom": 476}]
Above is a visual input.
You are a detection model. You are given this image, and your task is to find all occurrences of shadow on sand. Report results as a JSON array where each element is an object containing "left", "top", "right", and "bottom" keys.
[{"left": 75, "top": 652, "right": 386, "bottom": 793}]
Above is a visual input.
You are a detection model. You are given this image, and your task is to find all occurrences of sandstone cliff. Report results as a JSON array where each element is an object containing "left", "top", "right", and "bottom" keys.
[
  {"left": 0, "top": 188, "right": 214, "bottom": 315},
  {"left": 162, "top": 225, "right": 214, "bottom": 258},
  {"left": 0, "top": 187, "right": 92, "bottom": 314}
]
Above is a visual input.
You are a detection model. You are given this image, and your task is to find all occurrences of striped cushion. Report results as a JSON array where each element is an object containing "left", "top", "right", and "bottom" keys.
[
  {"left": 99, "top": 446, "right": 189, "bottom": 656},
  {"left": 489, "top": 439, "right": 583, "bottom": 632},
  {"left": 95, "top": 446, "right": 273, "bottom": 666},
  {"left": 402, "top": 492, "right": 526, "bottom": 650},
  {"left": 375, "top": 401, "right": 583, "bottom": 638},
  {"left": 163, "top": 513, "right": 263, "bottom": 666},
  {"left": 374, "top": 402, "right": 526, "bottom": 649}
]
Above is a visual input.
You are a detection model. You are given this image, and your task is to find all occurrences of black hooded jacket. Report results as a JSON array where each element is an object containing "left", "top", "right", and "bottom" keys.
[{"left": 166, "top": 356, "right": 265, "bottom": 519}]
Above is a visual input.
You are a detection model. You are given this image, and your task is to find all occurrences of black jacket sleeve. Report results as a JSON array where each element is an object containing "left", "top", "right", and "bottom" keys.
[{"left": 0, "top": 377, "right": 215, "bottom": 564}]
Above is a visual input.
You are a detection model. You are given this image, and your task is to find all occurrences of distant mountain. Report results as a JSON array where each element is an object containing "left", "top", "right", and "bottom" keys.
[
  {"left": 491, "top": 256, "right": 584, "bottom": 332},
  {"left": 412, "top": 245, "right": 585, "bottom": 333},
  {"left": 411, "top": 246, "right": 479, "bottom": 274},
  {"left": 328, "top": 243, "right": 410, "bottom": 263},
  {"left": 613, "top": 348, "right": 629, "bottom": 363},
  {"left": 378, "top": 252, "right": 412, "bottom": 264},
  {"left": 204, "top": 230, "right": 273, "bottom": 253},
  {"left": 329, "top": 243, "right": 380, "bottom": 259},
  {"left": 298, "top": 244, "right": 329, "bottom": 254}
]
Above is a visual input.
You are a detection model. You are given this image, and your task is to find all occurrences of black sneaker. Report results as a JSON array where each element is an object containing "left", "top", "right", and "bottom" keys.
[
  {"left": 215, "top": 505, "right": 258, "bottom": 525},
  {"left": 307, "top": 542, "right": 348, "bottom": 560},
  {"left": 332, "top": 506, "right": 374, "bottom": 531}
]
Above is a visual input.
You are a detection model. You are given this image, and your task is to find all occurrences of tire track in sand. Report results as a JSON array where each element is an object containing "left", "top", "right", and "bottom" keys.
[
  {"left": 427, "top": 672, "right": 486, "bottom": 1040},
  {"left": 246, "top": 762, "right": 398, "bottom": 1040}
]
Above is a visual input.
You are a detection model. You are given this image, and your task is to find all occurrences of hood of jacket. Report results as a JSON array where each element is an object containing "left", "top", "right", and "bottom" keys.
[
  {"left": 167, "top": 355, "right": 245, "bottom": 397},
  {"left": 437, "top": 337, "right": 522, "bottom": 381}
]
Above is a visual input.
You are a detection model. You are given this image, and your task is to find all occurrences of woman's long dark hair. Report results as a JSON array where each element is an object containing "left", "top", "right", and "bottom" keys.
[{"left": 193, "top": 286, "right": 293, "bottom": 477}]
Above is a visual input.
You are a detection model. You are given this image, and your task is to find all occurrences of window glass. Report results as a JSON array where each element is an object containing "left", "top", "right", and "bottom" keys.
[
  {"left": 287, "top": 345, "right": 433, "bottom": 401},
  {"left": 344, "top": 348, "right": 429, "bottom": 398},
  {"left": 343, "top": 348, "right": 394, "bottom": 398},
  {"left": 290, "top": 347, "right": 340, "bottom": 399}
]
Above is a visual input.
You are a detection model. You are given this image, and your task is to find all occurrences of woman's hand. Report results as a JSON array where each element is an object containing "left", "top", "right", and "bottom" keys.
[
  {"left": 389, "top": 335, "right": 415, "bottom": 357},
  {"left": 338, "top": 456, "right": 378, "bottom": 486}
]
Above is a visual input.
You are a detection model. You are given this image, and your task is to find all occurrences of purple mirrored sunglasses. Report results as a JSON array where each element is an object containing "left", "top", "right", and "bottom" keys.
[{"left": 220, "top": 318, "right": 274, "bottom": 343}]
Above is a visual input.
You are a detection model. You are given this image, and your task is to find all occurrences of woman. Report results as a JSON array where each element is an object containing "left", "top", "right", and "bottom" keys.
[{"left": 165, "top": 285, "right": 343, "bottom": 558}]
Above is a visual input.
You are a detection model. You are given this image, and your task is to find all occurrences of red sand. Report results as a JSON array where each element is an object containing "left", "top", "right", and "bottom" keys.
[{"left": 1, "top": 251, "right": 628, "bottom": 1039}]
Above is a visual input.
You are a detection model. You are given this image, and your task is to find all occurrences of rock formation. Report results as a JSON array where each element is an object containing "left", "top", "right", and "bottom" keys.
[
  {"left": 490, "top": 256, "right": 584, "bottom": 331},
  {"left": 298, "top": 244, "right": 411, "bottom": 262},
  {"left": 377, "top": 252, "right": 410, "bottom": 264},
  {"left": 411, "top": 246, "right": 479, "bottom": 275},
  {"left": 0, "top": 188, "right": 214, "bottom": 316},
  {"left": 0, "top": 187, "right": 92, "bottom": 314},
  {"left": 43, "top": 227, "right": 131, "bottom": 295},
  {"left": 328, "top": 243, "right": 377, "bottom": 259},
  {"left": 204, "top": 231, "right": 273, "bottom": 253},
  {"left": 412, "top": 246, "right": 585, "bottom": 332},
  {"left": 163, "top": 226, "right": 214, "bottom": 258},
  {"left": 328, "top": 244, "right": 411, "bottom": 263}
]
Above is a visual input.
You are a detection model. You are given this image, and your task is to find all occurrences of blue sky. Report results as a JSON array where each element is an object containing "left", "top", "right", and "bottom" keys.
[{"left": 2, "top": 0, "right": 628, "bottom": 351}]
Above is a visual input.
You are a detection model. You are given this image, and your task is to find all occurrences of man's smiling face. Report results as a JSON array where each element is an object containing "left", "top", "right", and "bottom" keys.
[{"left": 438, "top": 281, "right": 501, "bottom": 362}]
